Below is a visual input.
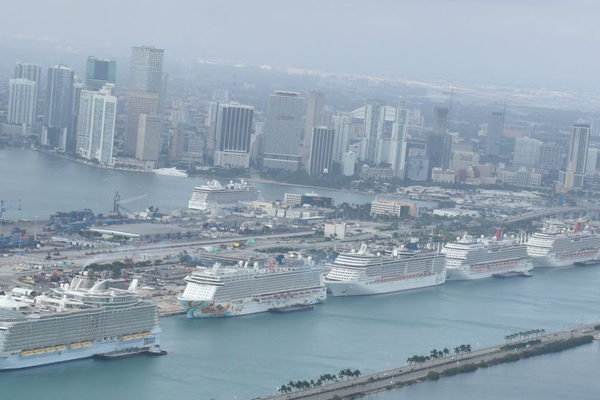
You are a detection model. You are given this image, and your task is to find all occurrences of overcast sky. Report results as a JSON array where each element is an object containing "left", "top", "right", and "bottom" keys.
[{"left": 2, "top": 0, "right": 600, "bottom": 89}]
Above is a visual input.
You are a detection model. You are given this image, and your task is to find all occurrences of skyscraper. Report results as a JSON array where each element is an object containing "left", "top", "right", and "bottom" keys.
[
  {"left": 213, "top": 103, "right": 254, "bottom": 168},
  {"left": 262, "top": 91, "right": 304, "bottom": 171},
  {"left": 331, "top": 113, "right": 351, "bottom": 163},
  {"left": 308, "top": 126, "right": 335, "bottom": 175},
  {"left": 130, "top": 46, "right": 164, "bottom": 93},
  {"left": 433, "top": 106, "right": 449, "bottom": 135},
  {"left": 512, "top": 136, "right": 542, "bottom": 169},
  {"left": 126, "top": 46, "right": 164, "bottom": 157},
  {"left": 7, "top": 79, "right": 37, "bottom": 133},
  {"left": 76, "top": 84, "right": 117, "bottom": 165},
  {"left": 42, "top": 65, "right": 74, "bottom": 150},
  {"left": 302, "top": 91, "right": 325, "bottom": 167},
  {"left": 86, "top": 57, "right": 117, "bottom": 91},
  {"left": 485, "top": 111, "right": 504, "bottom": 162},
  {"left": 360, "top": 103, "right": 383, "bottom": 164},
  {"left": 136, "top": 114, "right": 162, "bottom": 163},
  {"left": 562, "top": 122, "right": 590, "bottom": 190},
  {"left": 13, "top": 62, "right": 41, "bottom": 132}
]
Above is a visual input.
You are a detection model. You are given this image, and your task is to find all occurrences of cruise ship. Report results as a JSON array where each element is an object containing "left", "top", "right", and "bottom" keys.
[
  {"left": 178, "top": 261, "right": 326, "bottom": 318},
  {"left": 0, "top": 275, "right": 161, "bottom": 370},
  {"left": 323, "top": 244, "right": 446, "bottom": 296},
  {"left": 442, "top": 230, "right": 531, "bottom": 280},
  {"left": 526, "top": 221, "right": 600, "bottom": 267},
  {"left": 188, "top": 180, "right": 259, "bottom": 210}
]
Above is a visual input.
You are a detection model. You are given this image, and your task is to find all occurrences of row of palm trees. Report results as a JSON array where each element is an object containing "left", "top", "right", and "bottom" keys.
[
  {"left": 504, "top": 329, "right": 546, "bottom": 344},
  {"left": 278, "top": 369, "right": 362, "bottom": 394},
  {"left": 406, "top": 344, "right": 472, "bottom": 365}
]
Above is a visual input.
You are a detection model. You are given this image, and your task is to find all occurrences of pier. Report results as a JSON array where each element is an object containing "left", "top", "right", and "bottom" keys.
[{"left": 259, "top": 323, "right": 599, "bottom": 400}]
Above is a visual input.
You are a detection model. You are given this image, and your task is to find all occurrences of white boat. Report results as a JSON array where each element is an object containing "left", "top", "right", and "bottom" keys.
[
  {"left": 323, "top": 244, "right": 446, "bottom": 296},
  {"left": 188, "top": 180, "right": 259, "bottom": 210},
  {"left": 443, "top": 230, "right": 532, "bottom": 280},
  {"left": 527, "top": 221, "right": 600, "bottom": 268},
  {"left": 178, "top": 261, "right": 326, "bottom": 318},
  {"left": 0, "top": 275, "right": 161, "bottom": 370},
  {"left": 153, "top": 167, "right": 188, "bottom": 177}
]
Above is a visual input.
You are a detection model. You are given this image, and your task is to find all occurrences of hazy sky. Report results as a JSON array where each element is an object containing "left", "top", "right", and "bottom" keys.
[{"left": 2, "top": 0, "right": 600, "bottom": 89}]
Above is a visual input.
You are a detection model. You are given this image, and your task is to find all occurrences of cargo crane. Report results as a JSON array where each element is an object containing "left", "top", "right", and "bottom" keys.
[{"left": 111, "top": 191, "right": 148, "bottom": 216}]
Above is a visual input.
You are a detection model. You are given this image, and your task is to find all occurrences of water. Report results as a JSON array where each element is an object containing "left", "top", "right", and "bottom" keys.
[
  {"left": 0, "top": 148, "right": 380, "bottom": 219},
  {"left": 2, "top": 267, "right": 600, "bottom": 399}
]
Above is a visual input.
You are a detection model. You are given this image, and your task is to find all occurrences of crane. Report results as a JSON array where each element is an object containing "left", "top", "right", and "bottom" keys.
[{"left": 111, "top": 192, "right": 148, "bottom": 216}]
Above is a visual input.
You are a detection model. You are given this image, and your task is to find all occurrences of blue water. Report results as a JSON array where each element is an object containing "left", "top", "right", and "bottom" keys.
[{"left": 2, "top": 267, "right": 599, "bottom": 399}]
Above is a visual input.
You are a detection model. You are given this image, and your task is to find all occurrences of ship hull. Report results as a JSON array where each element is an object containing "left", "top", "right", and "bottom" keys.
[
  {"left": 447, "top": 259, "right": 532, "bottom": 280},
  {"left": 325, "top": 271, "right": 446, "bottom": 297},
  {"left": 180, "top": 287, "right": 327, "bottom": 318},
  {"left": 530, "top": 249, "right": 600, "bottom": 268},
  {"left": 0, "top": 329, "right": 160, "bottom": 371}
]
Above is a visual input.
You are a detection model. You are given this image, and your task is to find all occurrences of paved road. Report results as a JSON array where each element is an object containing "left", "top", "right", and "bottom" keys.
[{"left": 260, "top": 324, "right": 596, "bottom": 400}]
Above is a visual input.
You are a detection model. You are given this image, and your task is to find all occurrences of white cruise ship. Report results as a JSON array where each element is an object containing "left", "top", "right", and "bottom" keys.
[
  {"left": 0, "top": 275, "right": 161, "bottom": 370},
  {"left": 323, "top": 244, "right": 446, "bottom": 296},
  {"left": 442, "top": 231, "right": 531, "bottom": 280},
  {"left": 526, "top": 221, "right": 600, "bottom": 267},
  {"left": 188, "top": 180, "right": 259, "bottom": 210},
  {"left": 178, "top": 261, "right": 326, "bottom": 318}
]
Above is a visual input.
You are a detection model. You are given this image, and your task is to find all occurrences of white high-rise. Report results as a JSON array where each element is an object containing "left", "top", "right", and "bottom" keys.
[
  {"left": 7, "top": 79, "right": 37, "bottom": 133},
  {"left": 76, "top": 84, "right": 117, "bottom": 165},
  {"left": 331, "top": 113, "right": 351, "bottom": 163}
]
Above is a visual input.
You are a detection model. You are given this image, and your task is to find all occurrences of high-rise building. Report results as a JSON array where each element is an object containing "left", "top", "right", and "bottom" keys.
[
  {"left": 76, "top": 84, "right": 117, "bottom": 165},
  {"left": 262, "top": 91, "right": 304, "bottom": 171},
  {"left": 540, "top": 142, "right": 563, "bottom": 170},
  {"left": 308, "top": 127, "right": 335, "bottom": 175},
  {"left": 390, "top": 108, "right": 409, "bottom": 179},
  {"left": 85, "top": 57, "right": 117, "bottom": 91},
  {"left": 129, "top": 46, "right": 164, "bottom": 93},
  {"left": 127, "top": 46, "right": 164, "bottom": 157},
  {"left": 126, "top": 92, "right": 159, "bottom": 155},
  {"left": 485, "top": 111, "right": 504, "bottom": 161},
  {"left": 427, "top": 133, "right": 452, "bottom": 174},
  {"left": 213, "top": 102, "right": 254, "bottom": 168},
  {"left": 513, "top": 136, "right": 542, "bottom": 169},
  {"left": 302, "top": 91, "right": 325, "bottom": 167},
  {"left": 136, "top": 114, "right": 162, "bottom": 163},
  {"left": 331, "top": 114, "right": 351, "bottom": 164},
  {"left": 7, "top": 79, "right": 37, "bottom": 132},
  {"left": 342, "top": 151, "right": 356, "bottom": 176},
  {"left": 433, "top": 106, "right": 449, "bottom": 135},
  {"left": 562, "top": 122, "right": 590, "bottom": 189},
  {"left": 42, "top": 65, "right": 74, "bottom": 150},
  {"left": 586, "top": 147, "right": 599, "bottom": 177},
  {"left": 13, "top": 62, "right": 41, "bottom": 133},
  {"left": 360, "top": 103, "right": 383, "bottom": 164}
]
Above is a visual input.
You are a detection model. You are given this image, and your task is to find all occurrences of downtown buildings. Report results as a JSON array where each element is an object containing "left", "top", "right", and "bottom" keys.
[
  {"left": 561, "top": 122, "right": 590, "bottom": 190},
  {"left": 213, "top": 103, "right": 254, "bottom": 168},
  {"left": 42, "top": 65, "right": 75, "bottom": 151}
]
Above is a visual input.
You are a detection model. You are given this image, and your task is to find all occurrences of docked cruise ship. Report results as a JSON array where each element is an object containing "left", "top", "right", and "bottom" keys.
[
  {"left": 442, "top": 231, "right": 531, "bottom": 280},
  {"left": 323, "top": 244, "right": 446, "bottom": 296},
  {"left": 0, "top": 275, "right": 161, "bottom": 370},
  {"left": 178, "top": 261, "right": 326, "bottom": 318},
  {"left": 188, "top": 180, "right": 259, "bottom": 210},
  {"left": 526, "top": 221, "right": 600, "bottom": 267}
]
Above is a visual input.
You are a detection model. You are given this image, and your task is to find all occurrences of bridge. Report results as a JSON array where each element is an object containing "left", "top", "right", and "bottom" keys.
[{"left": 502, "top": 206, "right": 600, "bottom": 224}]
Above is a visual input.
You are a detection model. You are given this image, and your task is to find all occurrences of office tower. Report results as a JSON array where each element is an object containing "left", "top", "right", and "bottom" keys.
[
  {"left": 85, "top": 56, "right": 117, "bottom": 91},
  {"left": 126, "top": 92, "right": 159, "bottom": 155},
  {"left": 262, "top": 91, "right": 304, "bottom": 171},
  {"left": 342, "top": 151, "right": 357, "bottom": 176},
  {"left": 136, "top": 114, "right": 162, "bottom": 163},
  {"left": 76, "top": 84, "right": 117, "bottom": 165},
  {"left": 562, "top": 122, "right": 590, "bottom": 189},
  {"left": 42, "top": 65, "right": 74, "bottom": 150},
  {"left": 485, "top": 111, "right": 504, "bottom": 162},
  {"left": 427, "top": 133, "right": 451, "bottom": 172},
  {"left": 7, "top": 79, "right": 37, "bottom": 132},
  {"left": 586, "top": 147, "right": 599, "bottom": 177},
  {"left": 308, "top": 126, "right": 335, "bottom": 175},
  {"left": 301, "top": 90, "right": 325, "bottom": 167},
  {"left": 513, "top": 136, "right": 542, "bottom": 169},
  {"left": 13, "top": 62, "right": 41, "bottom": 132},
  {"left": 433, "top": 106, "right": 449, "bottom": 135},
  {"left": 129, "top": 46, "right": 164, "bottom": 93},
  {"left": 331, "top": 113, "right": 351, "bottom": 163},
  {"left": 213, "top": 102, "right": 254, "bottom": 168},
  {"left": 540, "top": 142, "right": 563, "bottom": 169},
  {"left": 391, "top": 108, "right": 409, "bottom": 178},
  {"left": 127, "top": 46, "right": 164, "bottom": 157},
  {"left": 360, "top": 103, "right": 383, "bottom": 163}
]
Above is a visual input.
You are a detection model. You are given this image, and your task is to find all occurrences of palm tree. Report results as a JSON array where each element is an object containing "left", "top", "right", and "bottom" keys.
[
  {"left": 443, "top": 348, "right": 450, "bottom": 357},
  {"left": 353, "top": 369, "right": 361, "bottom": 378},
  {"left": 466, "top": 344, "right": 472, "bottom": 353},
  {"left": 454, "top": 346, "right": 460, "bottom": 355}
]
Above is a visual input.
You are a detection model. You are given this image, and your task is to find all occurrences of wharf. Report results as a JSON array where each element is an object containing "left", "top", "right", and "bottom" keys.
[{"left": 259, "top": 323, "right": 599, "bottom": 400}]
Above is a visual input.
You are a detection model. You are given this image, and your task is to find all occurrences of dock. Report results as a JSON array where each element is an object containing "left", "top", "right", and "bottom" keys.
[{"left": 259, "top": 323, "right": 599, "bottom": 400}]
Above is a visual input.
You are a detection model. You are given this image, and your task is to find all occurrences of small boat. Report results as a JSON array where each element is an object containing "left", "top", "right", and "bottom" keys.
[
  {"left": 94, "top": 347, "right": 167, "bottom": 360},
  {"left": 269, "top": 304, "right": 314, "bottom": 313}
]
